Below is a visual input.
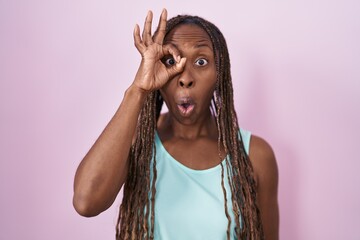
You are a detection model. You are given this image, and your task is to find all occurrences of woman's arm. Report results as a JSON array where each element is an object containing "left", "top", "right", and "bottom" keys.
[
  {"left": 73, "top": 85, "right": 147, "bottom": 217},
  {"left": 72, "top": 9, "right": 185, "bottom": 217},
  {"left": 249, "top": 135, "right": 279, "bottom": 240}
]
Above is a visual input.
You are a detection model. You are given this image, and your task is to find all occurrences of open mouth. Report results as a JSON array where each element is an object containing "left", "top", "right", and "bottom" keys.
[
  {"left": 177, "top": 102, "right": 195, "bottom": 116},
  {"left": 181, "top": 103, "right": 191, "bottom": 109}
]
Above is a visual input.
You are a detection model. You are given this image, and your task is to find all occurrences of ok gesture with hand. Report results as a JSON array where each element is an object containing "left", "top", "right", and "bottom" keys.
[{"left": 132, "top": 9, "right": 186, "bottom": 93}]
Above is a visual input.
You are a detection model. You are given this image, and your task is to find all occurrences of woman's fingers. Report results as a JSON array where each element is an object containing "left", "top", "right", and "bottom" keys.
[
  {"left": 162, "top": 44, "right": 186, "bottom": 78},
  {"left": 153, "top": 9, "right": 167, "bottom": 44},
  {"left": 142, "top": 11, "right": 153, "bottom": 46},
  {"left": 162, "top": 44, "right": 181, "bottom": 63},
  {"left": 167, "top": 57, "right": 187, "bottom": 79},
  {"left": 133, "top": 24, "right": 146, "bottom": 53},
  {"left": 135, "top": 9, "right": 169, "bottom": 53}
]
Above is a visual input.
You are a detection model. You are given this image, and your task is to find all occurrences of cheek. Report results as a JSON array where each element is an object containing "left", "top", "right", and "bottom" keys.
[
  {"left": 196, "top": 70, "right": 217, "bottom": 90},
  {"left": 159, "top": 85, "right": 173, "bottom": 107},
  {"left": 203, "top": 63, "right": 217, "bottom": 83},
  {"left": 203, "top": 72, "right": 217, "bottom": 100}
]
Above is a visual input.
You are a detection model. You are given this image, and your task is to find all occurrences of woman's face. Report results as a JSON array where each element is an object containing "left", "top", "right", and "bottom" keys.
[{"left": 160, "top": 23, "right": 217, "bottom": 125}]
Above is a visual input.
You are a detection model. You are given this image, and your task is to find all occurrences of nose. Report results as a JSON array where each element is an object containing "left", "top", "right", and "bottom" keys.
[{"left": 178, "top": 68, "right": 194, "bottom": 88}]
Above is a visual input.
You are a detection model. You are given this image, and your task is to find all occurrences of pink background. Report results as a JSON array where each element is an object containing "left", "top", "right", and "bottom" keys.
[{"left": 1, "top": 0, "right": 359, "bottom": 239}]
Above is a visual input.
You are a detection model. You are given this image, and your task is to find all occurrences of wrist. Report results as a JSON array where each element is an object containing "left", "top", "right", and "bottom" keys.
[{"left": 125, "top": 84, "right": 149, "bottom": 102}]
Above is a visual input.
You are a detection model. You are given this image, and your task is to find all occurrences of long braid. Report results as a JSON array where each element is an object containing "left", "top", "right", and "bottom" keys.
[
  {"left": 116, "top": 15, "right": 264, "bottom": 240},
  {"left": 208, "top": 17, "right": 264, "bottom": 239},
  {"left": 116, "top": 91, "right": 158, "bottom": 239}
]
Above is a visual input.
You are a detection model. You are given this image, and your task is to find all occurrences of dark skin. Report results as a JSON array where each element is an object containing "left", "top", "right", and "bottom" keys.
[
  {"left": 73, "top": 9, "right": 279, "bottom": 239},
  {"left": 157, "top": 23, "right": 223, "bottom": 170}
]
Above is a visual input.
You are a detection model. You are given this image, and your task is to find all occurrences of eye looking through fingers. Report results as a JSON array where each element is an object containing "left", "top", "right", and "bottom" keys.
[{"left": 162, "top": 56, "right": 176, "bottom": 67}]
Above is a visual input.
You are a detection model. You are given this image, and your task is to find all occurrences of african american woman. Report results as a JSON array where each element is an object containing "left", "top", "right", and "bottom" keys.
[{"left": 73, "top": 9, "right": 279, "bottom": 240}]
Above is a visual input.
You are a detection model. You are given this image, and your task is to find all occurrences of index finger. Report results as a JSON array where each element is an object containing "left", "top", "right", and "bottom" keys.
[
  {"left": 162, "top": 44, "right": 181, "bottom": 63},
  {"left": 153, "top": 9, "right": 168, "bottom": 44}
]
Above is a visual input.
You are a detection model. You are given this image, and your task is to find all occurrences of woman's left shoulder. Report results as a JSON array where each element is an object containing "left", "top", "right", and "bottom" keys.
[
  {"left": 248, "top": 135, "right": 278, "bottom": 187},
  {"left": 248, "top": 135, "right": 279, "bottom": 239}
]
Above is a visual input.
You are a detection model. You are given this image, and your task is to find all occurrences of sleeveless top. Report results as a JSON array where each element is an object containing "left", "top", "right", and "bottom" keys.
[{"left": 149, "top": 129, "right": 251, "bottom": 240}]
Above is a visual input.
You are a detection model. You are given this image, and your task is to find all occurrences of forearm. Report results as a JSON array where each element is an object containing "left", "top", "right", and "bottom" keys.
[{"left": 73, "top": 85, "right": 147, "bottom": 217}]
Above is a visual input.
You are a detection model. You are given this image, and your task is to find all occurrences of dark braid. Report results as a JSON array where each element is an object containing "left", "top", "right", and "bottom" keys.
[
  {"left": 116, "top": 15, "right": 264, "bottom": 240},
  {"left": 116, "top": 91, "right": 159, "bottom": 239}
]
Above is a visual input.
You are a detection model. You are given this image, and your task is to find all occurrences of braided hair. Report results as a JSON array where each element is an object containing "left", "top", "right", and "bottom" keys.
[{"left": 116, "top": 14, "right": 264, "bottom": 240}]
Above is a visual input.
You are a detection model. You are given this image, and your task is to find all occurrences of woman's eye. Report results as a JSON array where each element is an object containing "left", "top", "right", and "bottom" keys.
[
  {"left": 164, "top": 58, "right": 176, "bottom": 66},
  {"left": 195, "top": 58, "right": 208, "bottom": 66}
]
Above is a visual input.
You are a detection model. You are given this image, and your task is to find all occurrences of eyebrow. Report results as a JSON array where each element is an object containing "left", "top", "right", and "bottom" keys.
[
  {"left": 166, "top": 43, "right": 213, "bottom": 52},
  {"left": 195, "top": 43, "right": 212, "bottom": 50},
  {"left": 194, "top": 40, "right": 213, "bottom": 49}
]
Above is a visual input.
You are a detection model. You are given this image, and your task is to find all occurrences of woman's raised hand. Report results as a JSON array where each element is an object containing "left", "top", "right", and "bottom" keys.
[{"left": 132, "top": 9, "right": 186, "bottom": 93}]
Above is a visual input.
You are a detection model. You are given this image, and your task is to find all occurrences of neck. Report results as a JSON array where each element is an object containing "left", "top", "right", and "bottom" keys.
[{"left": 159, "top": 109, "right": 218, "bottom": 140}]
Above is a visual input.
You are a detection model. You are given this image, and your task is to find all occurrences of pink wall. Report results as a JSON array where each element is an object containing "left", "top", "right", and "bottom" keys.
[{"left": 1, "top": 0, "right": 359, "bottom": 239}]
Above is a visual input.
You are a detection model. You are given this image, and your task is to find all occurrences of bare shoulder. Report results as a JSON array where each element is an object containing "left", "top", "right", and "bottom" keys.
[
  {"left": 248, "top": 135, "right": 278, "bottom": 187},
  {"left": 249, "top": 135, "right": 279, "bottom": 239}
]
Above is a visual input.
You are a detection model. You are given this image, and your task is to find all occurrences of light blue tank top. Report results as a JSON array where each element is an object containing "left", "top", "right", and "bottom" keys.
[{"left": 150, "top": 129, "right": 251, "bottom": 240}]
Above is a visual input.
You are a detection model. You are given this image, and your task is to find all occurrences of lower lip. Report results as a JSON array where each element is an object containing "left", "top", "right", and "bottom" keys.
[{"left": 177, "top": 104, "right": 195, "bottom": 116}]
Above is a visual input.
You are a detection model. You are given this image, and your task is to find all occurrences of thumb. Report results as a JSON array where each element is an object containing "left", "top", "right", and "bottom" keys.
[{"left": 166, "top": 58, "right": 186, "bottom": 79}]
